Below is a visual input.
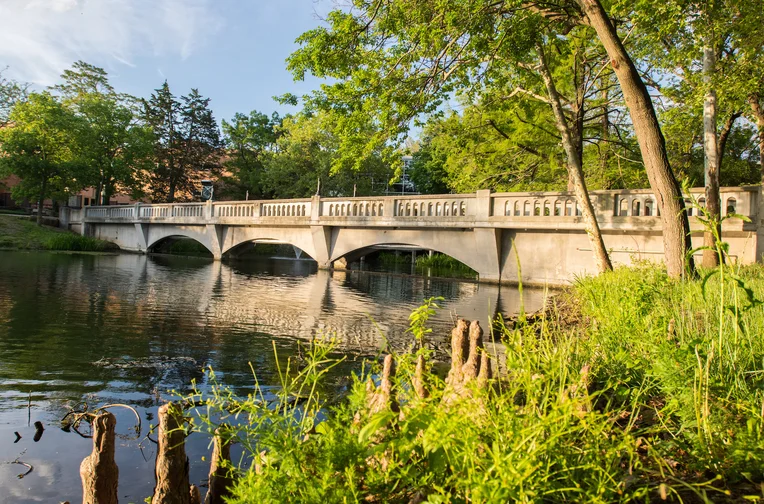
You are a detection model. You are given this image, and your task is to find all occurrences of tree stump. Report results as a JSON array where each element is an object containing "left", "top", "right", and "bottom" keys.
[
  {"left": 443, "top": 320, "right": 492, "bottom": 404},
  {"left": 152, "top": 402, "right": 192, "bottom": 504},
  {"left": 204, "top": 428, "right": 234, "bottom": 504},
  {"left": 80, "top": 412, "right": 118, "bottom": 504}
]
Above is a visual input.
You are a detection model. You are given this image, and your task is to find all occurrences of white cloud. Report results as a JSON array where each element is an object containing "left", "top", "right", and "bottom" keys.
[{"left": 0, "top": 0, "right": 223, "bottom": 85}]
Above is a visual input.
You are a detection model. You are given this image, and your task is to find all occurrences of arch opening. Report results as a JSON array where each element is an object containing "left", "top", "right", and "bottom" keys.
[
  {"left": 148, "top": 235, "right": 213, "bottom": 258},
  {"left": 222, "top": 239, "right": 316, "bottom": 263}
]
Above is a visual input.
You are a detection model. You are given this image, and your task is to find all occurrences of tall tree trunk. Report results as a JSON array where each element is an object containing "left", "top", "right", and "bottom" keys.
[
  {"left": 94, "top": 180, "right": 102, "bottom": 208},
  {"left": 538, "top": 42, "right": 613, "bottom": 273},
  {"left": 37, "top": 178, "right": 47, "bottom": 226},
  {"left": 702, "top": 45, "right": 721, "bottom": 268},
  {"left": 749, "top": 93, "right": 764, "bottom": 184},
  {"left": 576, "top": 0, "right": 694, "bottom": 278}
]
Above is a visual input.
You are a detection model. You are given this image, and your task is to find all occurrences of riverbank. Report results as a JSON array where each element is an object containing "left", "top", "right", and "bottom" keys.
[
  {"left": 186, "top": 263, "right": 764, "bottom": 502},
  {"left": 0, "top": 215, "right": 117, "bottom": 251}
]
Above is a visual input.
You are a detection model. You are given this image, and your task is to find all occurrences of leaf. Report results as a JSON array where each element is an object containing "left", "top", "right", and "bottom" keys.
[{"left": 358, "top": 410, "right": 395, "bottom": 445}]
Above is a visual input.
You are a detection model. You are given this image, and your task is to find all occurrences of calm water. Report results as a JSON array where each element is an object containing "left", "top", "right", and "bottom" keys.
[{"left": 0, "top": 251, "right": 546, "bottom": 503}]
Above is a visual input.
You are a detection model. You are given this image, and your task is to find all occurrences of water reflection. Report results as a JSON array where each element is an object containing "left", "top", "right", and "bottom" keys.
[{"left": 0, "top": 251, "right": 548, "bottom": 503}]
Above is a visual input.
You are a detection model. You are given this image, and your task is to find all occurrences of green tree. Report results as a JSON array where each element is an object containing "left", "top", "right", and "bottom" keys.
[
  {"left": 220, "top": 111, "right": 281, "bottom": 200},
  {"left": 142, "top": 83, "right": 222, "bottom": 202},
  {"left": 53, "top": 62, "right": 153, "bottom": 205},
  {"left": 0, "top": 92, "right": 81, "bottom": 224},
  {"left": 262, "top": 112, "right": 393, "bottom": 199},
  {"left": 288, "top": 0, "right": 693, "bottom": 277},
  {"left": 628, "top": 0, "right": 762, "bottom": 267},
  {"left": 0, "top": 67, "right": 28, "bottom": 127},
  {"left": 142, "top": 82, "right": 182, "bottom": 202}
]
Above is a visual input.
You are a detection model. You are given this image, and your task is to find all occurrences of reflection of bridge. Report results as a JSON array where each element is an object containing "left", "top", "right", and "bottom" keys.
[{"left": 63, "top": 187, "right": 764, "bottom": 285}]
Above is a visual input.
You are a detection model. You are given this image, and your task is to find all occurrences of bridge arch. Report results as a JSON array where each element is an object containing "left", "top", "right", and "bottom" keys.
[
  {"left": 328, "top": 228, "right": 486, "bottom": 275},
  {"left": 220, "top": 227, "right": 319, "bottom": 262},
  {"left": 145, "top": 226, "right": 216, "bottom": 256}
]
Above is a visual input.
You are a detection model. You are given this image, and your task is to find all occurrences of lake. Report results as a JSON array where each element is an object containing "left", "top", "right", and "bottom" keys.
[{"left": 0, "top": 251, "right": 547, "bottom": 503}]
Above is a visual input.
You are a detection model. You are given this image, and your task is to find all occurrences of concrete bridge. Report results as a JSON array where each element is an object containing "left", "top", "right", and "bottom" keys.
[{"left": 63, "top": 186, "right": 764, "bottom": 285}]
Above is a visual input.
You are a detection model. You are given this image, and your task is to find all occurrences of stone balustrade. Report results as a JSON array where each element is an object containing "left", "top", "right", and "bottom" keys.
[{"left": 78, "top": 186, "right": 760, "bottom": 227}]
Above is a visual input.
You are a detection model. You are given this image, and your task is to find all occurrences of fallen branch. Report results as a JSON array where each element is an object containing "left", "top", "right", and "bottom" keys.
[{"left": 13, "top": 458, "right": 33, "bottom": 479}]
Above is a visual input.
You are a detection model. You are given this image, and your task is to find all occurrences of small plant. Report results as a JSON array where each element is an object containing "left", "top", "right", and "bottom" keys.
[{"left": 406, "top": 296, "right": 443, "bottom": 350}]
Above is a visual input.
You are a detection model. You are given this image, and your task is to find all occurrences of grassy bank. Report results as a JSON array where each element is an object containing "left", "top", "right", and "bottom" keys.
[
  {"left": 0, "top": 215, "right": 116, "bottom": 252},
  {"left": 185, "top": 263, "right": 764, "bottom": 502}
]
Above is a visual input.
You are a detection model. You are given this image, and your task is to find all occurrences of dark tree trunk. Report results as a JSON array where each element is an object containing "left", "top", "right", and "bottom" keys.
[
  {"left": 538, "top": 42, "right": 613, "bottom": 273},
  {"left": 576, "top": 0, "right": 694, "bottom": 278},
  {"left": 36, "top": 178, "right": 47, "bottom": 226}
]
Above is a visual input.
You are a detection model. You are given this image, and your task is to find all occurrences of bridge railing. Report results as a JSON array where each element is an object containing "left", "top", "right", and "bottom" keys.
[
  {"left": 84, "top": 206, "right": 135, "bottom": 219},
  {"left": 392, "top": 194, "right": 475, "bottom": 218},
  {"left": 260, "top": 200, "right": 310, "bottom": 218},
  {"left": 490, "top": 186, "right": 758, "bottom": 222},
  {"left": 78, "top": 186, "right": 759, "bottom": 226},
  {"left": 322, "top": 198, "right": 387, "bottom": 218}
]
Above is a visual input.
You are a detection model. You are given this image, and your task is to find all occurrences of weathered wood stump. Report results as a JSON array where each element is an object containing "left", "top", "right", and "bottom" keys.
[
  {"left": 366, "top": 354, "right": 398, "bottom": 415},
  {"left": 152, "top": 402, "right": 193, "bottom": 504},
  {"left": 413, "top": 354, "right": 428, "bottom": 400},
  {"left": 443, "top": 320, "right": 492, "bottom": 404},
  {"left": 80, "top": 412, "right": 118, "bottom": 504},
  {"left": 190, "top": 485, "right": 201, "bottom": 504},
  {"left": 204, "top": 428, "right": 234, "bottom": 504}
]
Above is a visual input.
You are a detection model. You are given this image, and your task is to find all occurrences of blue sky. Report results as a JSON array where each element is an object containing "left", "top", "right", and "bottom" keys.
[{"left": 0, "top": 0, "right": 332, "bottom": 123}]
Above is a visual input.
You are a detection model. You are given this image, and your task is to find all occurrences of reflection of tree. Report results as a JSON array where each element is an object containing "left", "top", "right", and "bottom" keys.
[{"left": 0, "top": 252, "right": 543, "bottom": 410}]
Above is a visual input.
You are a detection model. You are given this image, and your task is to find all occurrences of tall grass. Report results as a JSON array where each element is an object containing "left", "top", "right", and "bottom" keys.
[
  {"left": 183, "top": 261, "right": 764, "bottom": 502},
  {"left": 45, "top": 233, "right": 116, "bottom": 252}
]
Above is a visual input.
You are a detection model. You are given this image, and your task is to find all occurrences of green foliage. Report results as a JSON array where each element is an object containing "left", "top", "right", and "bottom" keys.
[
  {"left": 0, "top": 66, "right": 28, "bottom": 126},
  {"left": 219, "top": 110, "right": 281, "bottom": 200},
  {"left": 406, "top": 296, "right": 443, "bottom": 349},
  {"left": 184, "top": 263, "right": 764, "bottom": 502},
  {"left": 0, "top": 92, "right": 82, "bottom": 218},
  {"left": 142, "top": 83, "right": 222, "bottom": 202},
  {"left": 53, "top": 62, "right": 153, "bottom": 204},
  {"left": 260, "top": 112, "right": 394, "bottom": 199}
]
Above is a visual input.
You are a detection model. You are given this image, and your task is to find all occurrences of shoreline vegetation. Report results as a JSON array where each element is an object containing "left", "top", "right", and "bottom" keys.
[
  {"left": 0, "top": 215, "right": 116, "bottom": 252},
  {"left": 70, "top": 262, "right": 764, "bottom": 503},
  {"left": 193, "top": 263, "right": 764, "bottom": 502}
]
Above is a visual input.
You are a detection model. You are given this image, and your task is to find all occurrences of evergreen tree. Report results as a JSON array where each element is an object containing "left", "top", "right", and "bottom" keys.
[{"left": 142, "top": 83, "right": 221, "bottom": 202}]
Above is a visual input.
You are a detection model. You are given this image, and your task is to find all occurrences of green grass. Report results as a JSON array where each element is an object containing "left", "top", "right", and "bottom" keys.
[
  {"left": 415, "top": 252, "right": 477, "bottom": 277},
  {"left": 45, "top": 233, "right": 117, "bottom": 252},
  {"left": 0, "top": 215, "right": 116, "bottom": 252},
  {"left": 183, "top": 262, "right": 764, "bottom": 502}
]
